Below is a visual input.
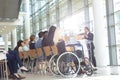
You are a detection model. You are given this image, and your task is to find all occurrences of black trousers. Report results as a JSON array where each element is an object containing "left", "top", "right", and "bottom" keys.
[
  {"left": 89, "top": 49, "right": 96, "bottom": 67},
  {"left": 7, "top": 50, "right": 23, "bottom": 75}
]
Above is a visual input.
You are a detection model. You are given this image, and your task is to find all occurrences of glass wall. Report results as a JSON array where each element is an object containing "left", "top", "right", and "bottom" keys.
[
  {"left": 29, "top": 0, "right": 93, "bottom": 35},
  {"left": 114, "top": 0, "right": 120, "bottom": 65},
  {"left": 16, "top": 0, "right": 120, "bottom": 66}
]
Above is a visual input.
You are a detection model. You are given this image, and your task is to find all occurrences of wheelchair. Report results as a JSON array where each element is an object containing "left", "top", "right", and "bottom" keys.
[{"left": 49, "top": 42, "right": 93, "bottom": 78}]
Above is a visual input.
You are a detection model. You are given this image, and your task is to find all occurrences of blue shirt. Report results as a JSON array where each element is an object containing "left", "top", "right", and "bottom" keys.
[{"left": 35, "top": 38, "right": 43, "bottom": 48}]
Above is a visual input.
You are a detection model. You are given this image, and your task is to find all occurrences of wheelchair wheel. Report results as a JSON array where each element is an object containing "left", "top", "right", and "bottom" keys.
[
  {"left": 57, "top": 52, "right": 80, "bottom": 78},
  {"left": 84, "top": 57, "right": 93, "bottom": 76},
  {"left": 49, "top": 54, "right": 59, "bottom": 75}
]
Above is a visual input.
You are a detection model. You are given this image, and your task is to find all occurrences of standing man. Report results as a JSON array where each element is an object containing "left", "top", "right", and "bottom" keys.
[{"left": 84, "top": 27, "right": 97, "bottom": 67}]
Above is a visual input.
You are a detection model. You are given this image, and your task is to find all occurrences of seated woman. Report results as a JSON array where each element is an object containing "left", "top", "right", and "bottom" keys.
[
  {"left": 7, "top": 40, "right": 28, "bottom": 79},
  {"left": 29, "top": 35, "right": 37, "bottom": 68},
  {"left": 29, "top": 35, "right": 36, "bottom": 49},
  {"left": 23, "top": 39, "right": 30, "bottom": 51}
]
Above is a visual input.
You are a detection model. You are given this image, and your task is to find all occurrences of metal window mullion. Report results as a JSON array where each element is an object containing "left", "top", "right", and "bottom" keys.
[
  {"left": 55, "top": 0, "right": 60, "bottom": 27},
  {"left": 84, "top": 0, "right": 90, "bottom": 27},
  {"left": 106, "top": 0, "right": 118, "bottom": 65}
]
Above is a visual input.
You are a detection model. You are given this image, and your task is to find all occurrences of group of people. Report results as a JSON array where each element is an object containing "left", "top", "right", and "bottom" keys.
[
  {"left": 56, "top": 27, "right": 97, "bottom": 69},
  {"left": 2, "top": 26, "right": 97, "bottom": 79},
  {"left": 4, "top": 26, "right": 56, "bottom": 79}
]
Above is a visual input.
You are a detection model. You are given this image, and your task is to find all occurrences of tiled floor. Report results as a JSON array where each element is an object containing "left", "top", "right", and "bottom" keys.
[{"left": 20, "top": 66, "right": 120, "bottom": 80}]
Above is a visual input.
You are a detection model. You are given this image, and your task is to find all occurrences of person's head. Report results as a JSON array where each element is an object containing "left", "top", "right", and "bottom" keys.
[
  {"left": 43, "top": 31, "right": 48, "bottom": 38},
  {"left": 38, "top": 32, "right": 44, "bottom": 38},
  {"left": 30, "top": 34, "right": 36, "bottom": 42},
  {"left": 58, "top": 38, "right": 64, "bottom": 42},
  {"left": 17, "top": 40, "right": 24, "bottom": 47},
  {"left": 24, "top": 39, "right": 29, "bottom": 45},
  {"left": 49, "top": 26, "right": 56, "bottom": 32},
  {"left": 84, "top": 27, "right": 90, "bottom": 33}
]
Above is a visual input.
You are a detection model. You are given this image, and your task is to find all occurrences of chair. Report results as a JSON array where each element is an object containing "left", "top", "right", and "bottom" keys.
[
  {"left": 43, "top": 46, "right": 52, "bottom": 74},
  {"left": 29, "top": 49, "right": 37, "bottom": 73},
  {"left": 22, "top": 51, "right": 30, "bottom": 68},
  {"left": 29, "top": 49, "right": 37, "bottom": 59},
  {"left": 36, "top": 48, "right": 42, "bottom": 57},
  {"left": 23, "top": 51, "right": 29, "bottom": 59},
  {"left": 43, "top": 46, "right": 51, "bottom": 57},
  {"left": 36, "top": 48, "right": 45, "bottom": 74},
  {"left": 51, "top": 45, "right": 58, "bottom": 55},
  {"left": 19, "top": 52, "right": 24, "bottom": 59}
]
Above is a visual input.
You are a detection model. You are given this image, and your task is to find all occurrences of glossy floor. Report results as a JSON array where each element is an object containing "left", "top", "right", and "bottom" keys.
[{"left": 20, "top": 66, "right": 120, "bottom": 80}]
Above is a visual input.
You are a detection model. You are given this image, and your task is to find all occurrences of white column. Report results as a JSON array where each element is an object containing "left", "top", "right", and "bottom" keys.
[
  {"left": 84, "top": 0, "right": 90, "bottom": 27},
  {"left": 92, "top": 0, "right": 109, "bottom": 66},
  {"left": 11, "top": 28, "right": 17, "bottom": 49},
  {"left": 55, "top": 0, "right": 60, "bottom": 27},
  {"left": 4, "top": 34, "right": 8, "bottom": 51},
  {"left": 46, "top": 0, "right": 50, "bottom": 29},
  {"left": 39, "top": 1, "right": 42, "bottom": 31},
  {"left": 67, "top": 0, "right": 72, "bottom": 16},
  {"left": 24, "top": 0, "right": 30, "bottom": 39}
]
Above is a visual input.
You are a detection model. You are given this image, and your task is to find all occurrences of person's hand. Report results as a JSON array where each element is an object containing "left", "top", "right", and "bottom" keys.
[
  {"left": 3, "top": 50, "right": 8, "bottom": 54},
  {"left": 81, "top": 35, "right": 85, "bottom": 39},
  {"left": 84, "top": 34, "right": 88, "bottom": 38}
]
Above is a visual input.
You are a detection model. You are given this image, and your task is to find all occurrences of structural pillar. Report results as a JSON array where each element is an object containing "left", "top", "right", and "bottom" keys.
[
  {"left": 106, "top": 0, "right": 117, "bottom": 66},
  {"left": 55, "top": 0, "right": 60, "bottom": 27},
  {"left": 46, "top": 0, "right": 50, "bottom": 29},
  {"left": 92, "top": 0, "right": 109, "bottom": 66},
  {"left": 4, "top": 34, "right": 8, "bottom": 51},
  {"left": 67, "top": 0, "right": 72, "bottom": 16},
  {"left": 11, "top": 28, "right": 17, "bottom": 49},
  {"left": 24, "top": 0, "right": 30, "bottom": 39},
  {"left": 84, "top": 0, "right": 90, "bottom": 27},
  {"left": 39, "top": 1, "right": 42, "bottom": 31}
]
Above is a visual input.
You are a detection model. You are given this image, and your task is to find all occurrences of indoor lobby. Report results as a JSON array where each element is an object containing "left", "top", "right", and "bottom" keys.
[{"left": 0, "top": 0, "right": 120, "bottom": 80}]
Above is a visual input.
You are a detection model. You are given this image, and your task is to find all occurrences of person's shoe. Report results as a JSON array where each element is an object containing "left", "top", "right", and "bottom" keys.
[
  {"left": 20, "top": 66, "right": 29, "bottom": 72},
  {"left": 13, "top": 73, "right": 21, "bottom": 80},
  {"left": 93, "top": 68, "right": 97, "bottom": 71},
  {"left": 8, "top": 75, "right": 14, "bottom": 79},
  {"left": 18, "top": 74, "right": 26, "bottom": 79},
  {"left": 20, "top": 66, "right": 28, "bottom": 71}
]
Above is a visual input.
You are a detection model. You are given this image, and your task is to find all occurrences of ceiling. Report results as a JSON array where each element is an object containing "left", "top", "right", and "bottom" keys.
[
  {"left": 0, "top": 26, "right": 16, "bottom": 34},
  {"left": 0, "top": 0, "right": 22, "bottom": 21},
  {"left": 0, "top": 0, "right": 22, "bottom": 35}
]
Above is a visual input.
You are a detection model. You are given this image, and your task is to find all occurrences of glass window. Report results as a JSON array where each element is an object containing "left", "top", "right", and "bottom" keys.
[
  {"left": 72, "top": 0, "right": 84, "bottom": 13},
  {"left": 114, "top": 0, "right": 120, "bottom": 65},
  {"left": 114, "top": 0, "right": 120, "bottom": 12},
  {"left": 60, "top": 10, "right": 85, "bottom": 34},
  {"left": 115, "top": 11, "right": 120, "bottom": 25},
  {"left": 59, "top": 0, "right": 68, "bottom": 19}
]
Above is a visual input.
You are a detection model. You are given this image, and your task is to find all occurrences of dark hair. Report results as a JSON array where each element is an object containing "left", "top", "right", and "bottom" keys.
[
  {"left": 17, "top": 40, "right": 24, "bottom": 47},
  {"left": 43, "top": 31, "right": 48, "bottom": 34},
  {"left": 38, "top": 32, "right": 43, "bottom": 38},
  {"left": 14, "top": 40, "right": 23, "bottom": 51},
  {"left": 30, "top": 34, "right": 36, "bottom": 42},
  {"left": 84, "top": 27, "right": 90, "bottom": 31},
  {"left": 49, "top": 26, "right": 56, "bottom": 33}
]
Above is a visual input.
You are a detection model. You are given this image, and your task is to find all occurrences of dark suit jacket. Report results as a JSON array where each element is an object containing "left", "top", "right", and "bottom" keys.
[
  {"left": 42, "top": 26, "right": 56, "bottom": 47},
  {"left": 85, "top": 32, "right": 95, "bottom": 49}
]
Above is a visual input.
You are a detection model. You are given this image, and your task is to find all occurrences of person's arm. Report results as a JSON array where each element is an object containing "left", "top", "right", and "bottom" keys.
[
  {"left": 18, "top": 47, "right": 23, "bottom": 52},
  {"left": 85, "top": 33, "right": 94, "bottom": 41}
]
